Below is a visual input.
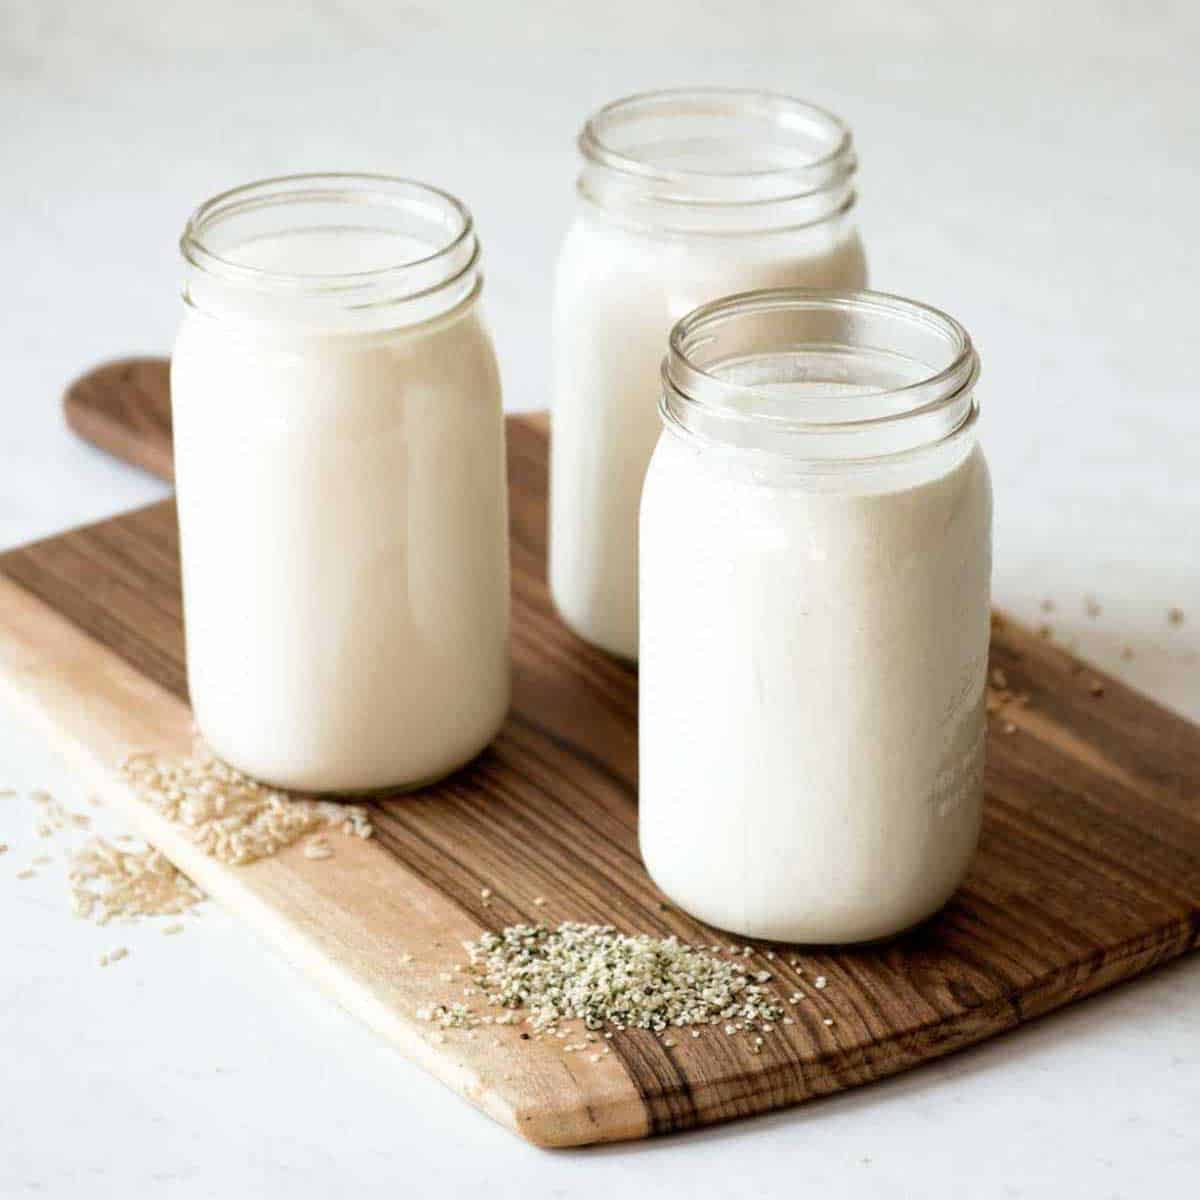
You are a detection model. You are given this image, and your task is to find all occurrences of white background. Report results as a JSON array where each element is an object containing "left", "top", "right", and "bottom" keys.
[{"left": 2, "top": 1, "right": 1198, "bottom": 1195}]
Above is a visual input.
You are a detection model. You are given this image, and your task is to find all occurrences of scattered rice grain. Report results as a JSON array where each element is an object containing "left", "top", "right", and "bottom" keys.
[
  {"left": 68, "top": 836, "right": 204, "bottom": 924},
  {"left": 120, "top": 745, "right": 372, "bottom": 865}
]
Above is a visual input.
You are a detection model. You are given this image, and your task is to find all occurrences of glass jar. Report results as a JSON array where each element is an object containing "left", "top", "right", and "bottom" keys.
[
  {"left": 639, "top": 289, "right": 991, "bottom": 943},
  {"left": 551, "top": 89, "right": 867, "bottom": 660},
  {"left": 172, "top": 174, "right": 510, "bottom": 793}
]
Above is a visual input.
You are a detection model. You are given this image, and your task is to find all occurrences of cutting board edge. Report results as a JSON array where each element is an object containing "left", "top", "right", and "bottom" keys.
[
  {"left": 63, "top": 356, "right": 176, "bottom": 483},
  {"left": 0, "top": 573, "right": 655, "bottom": 1149},
  {"left": 3, "top": 394, "right": 1200, "bottom": 1145}
]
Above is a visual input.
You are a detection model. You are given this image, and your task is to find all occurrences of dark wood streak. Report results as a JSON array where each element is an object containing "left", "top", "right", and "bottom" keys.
[
  {"left": 0, "top": 516, "right": 189, "bottom": 701},
  {"left": 63, "top": 357, "right": 175, "bottom": 483},
  {"left": 4, "top": 391, "right": 1200, "bottom": 1140}
]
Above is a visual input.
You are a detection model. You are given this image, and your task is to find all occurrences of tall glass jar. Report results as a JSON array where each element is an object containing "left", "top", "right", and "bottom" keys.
[
  {"left": 551, "top": 89, "right": 867, "bottom": 660},
  {"left": 173, "top": 174, "right": 510, "bottom": 793},
  {"left": 640, "top": 289, "right": 991, "bottom": 943}
]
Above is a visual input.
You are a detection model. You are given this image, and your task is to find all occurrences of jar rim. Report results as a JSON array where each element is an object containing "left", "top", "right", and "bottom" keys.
[
  {"left": 661, "top": 288, "right": 981, "bottom": 462},
  {"left": 180, "top": 172, "right": 476, "bottom": 298},
  {"left": 579, "top": 88, "right": 856, "bottom": 205}
]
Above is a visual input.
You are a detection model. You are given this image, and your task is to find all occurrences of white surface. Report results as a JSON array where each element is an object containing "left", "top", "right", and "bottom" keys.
[{"left": 1, "top": 1, "right": 1198, "bottom": 1195}]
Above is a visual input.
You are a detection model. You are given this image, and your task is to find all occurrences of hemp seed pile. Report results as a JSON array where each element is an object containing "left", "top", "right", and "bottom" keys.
[
  {"left": 418, "top": 922, "right": 787, "bottom": 1048},
  {"left": 121, "top": 745, "right": 372, "bottom": 865}
]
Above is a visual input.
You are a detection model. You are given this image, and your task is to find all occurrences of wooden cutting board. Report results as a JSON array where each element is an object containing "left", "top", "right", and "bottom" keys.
[{"left": 3, "top": 360, "right": 1199, "bottom": 1147}]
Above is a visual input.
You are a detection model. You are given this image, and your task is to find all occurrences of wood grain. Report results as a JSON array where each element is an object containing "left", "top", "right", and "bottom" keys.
[
  {"left": 63, "top": 357, "right": 175, "bottom": 481},
  {"left": 5, "top": 374, "right": 1199, "bottom": 1147}
]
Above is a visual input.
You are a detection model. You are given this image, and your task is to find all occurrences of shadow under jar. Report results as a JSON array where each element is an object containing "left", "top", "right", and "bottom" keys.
[
  {"left": 551, "top": 88, "right": 867, "bottom": 661},
  {"left": 172, "top": 174, "right": 510, "bottom": 793},
  {"left": 639, "top": 289, "right": 992, "bottom": 943}
]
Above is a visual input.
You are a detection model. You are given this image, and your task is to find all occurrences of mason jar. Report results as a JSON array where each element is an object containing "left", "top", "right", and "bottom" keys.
[
  {"left": 640, "top": 289, "right": 991, "bottom": 943},
  {"left": 172, "top": 174, "right": 510, "bottom": 793},
  {"left": 551, "top": 89, "right": 867, "bottom": 660}
]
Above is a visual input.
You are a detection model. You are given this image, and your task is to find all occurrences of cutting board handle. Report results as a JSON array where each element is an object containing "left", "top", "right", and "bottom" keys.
[{"left": 63, "top": 357, "right": 174, "bottom": 483}]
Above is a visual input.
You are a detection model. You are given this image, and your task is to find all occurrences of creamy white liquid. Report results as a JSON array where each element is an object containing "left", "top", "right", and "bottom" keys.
[
  {"left": 172, "top": 229, "right": 510, "bottom": 792},
  {"left": 550, "top": 212, "right": 867, "bottom": 659},
  {"left": 639, "top": 429, "right": 992, "bottom": 943}
]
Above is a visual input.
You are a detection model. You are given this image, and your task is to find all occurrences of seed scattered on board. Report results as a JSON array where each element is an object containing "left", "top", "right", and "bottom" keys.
[
  {"left": 6, "top": 759, "right": 371, "bottom": 969},
  {"left": 120, "top": 744, "right": 372, "bottom": 866},
  {"left": 12, "top": 775, "right": 843, "bottom": 1046},
  {"left": 411, "top": 922, "right": 811, "bottom": 1057}
]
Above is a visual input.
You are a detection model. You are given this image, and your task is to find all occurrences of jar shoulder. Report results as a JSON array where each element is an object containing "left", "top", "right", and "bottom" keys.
[
  {"left": 643, "top": 434, "right": 991, "bottom": 529},
  {"left": 555, "top": 207, "right": 867, "bottom": 285},
  {"left": 174, "top": 301, "right": 498, "bottom": 365},
  {"left": 172, "top": 303, "right": 503, "bottom": 430}
]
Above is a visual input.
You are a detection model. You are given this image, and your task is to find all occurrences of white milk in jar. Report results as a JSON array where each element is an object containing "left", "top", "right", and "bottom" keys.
[
  {"left": 551, "top": 90, "right": 867, "bottom": 659},
  {"left": 172, "top": 175, "right": 510, "bottom": 793},
  {"left": 640, "top": 290, "right": 991, "bottom": 943}
]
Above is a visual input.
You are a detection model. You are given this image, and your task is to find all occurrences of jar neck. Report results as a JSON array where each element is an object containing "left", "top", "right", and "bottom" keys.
[
  {"left": 661, "top": 289, "right": 981, "bottom": 472},
  {"left": 577, "top": 89, "right": 858, "bottom": 236},
  {"left": 180, "top": 174, "right": 482, "bottom": 336}
]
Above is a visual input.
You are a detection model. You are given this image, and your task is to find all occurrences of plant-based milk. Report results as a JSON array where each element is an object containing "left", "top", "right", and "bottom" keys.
[
  {"left": 550, "top": 90, "right": 867, "bottom": 660},
  {"left": 173, "top": 178, "right": 509, "bottom": 792},
  {"left": 638, "top": 289, "right": 991, "bottom": 942}
]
